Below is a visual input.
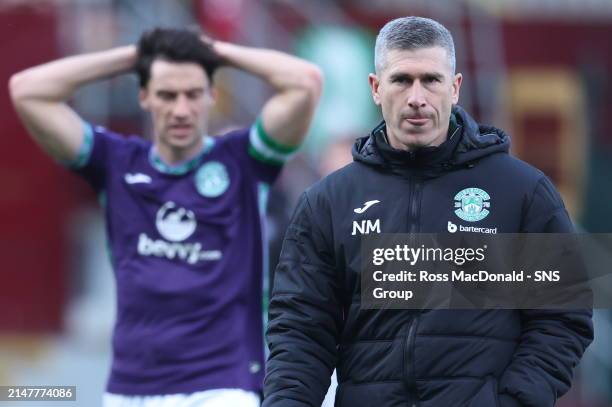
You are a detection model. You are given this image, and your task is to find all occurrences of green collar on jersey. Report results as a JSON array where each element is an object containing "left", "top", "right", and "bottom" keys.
[{"left": 149, "top": 136, "right": 215, "bottom": 175}]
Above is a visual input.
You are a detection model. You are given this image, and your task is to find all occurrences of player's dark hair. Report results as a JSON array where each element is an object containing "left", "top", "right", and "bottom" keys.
[{"left": 136, "top": 28, "right": 222, "bottom": 88}]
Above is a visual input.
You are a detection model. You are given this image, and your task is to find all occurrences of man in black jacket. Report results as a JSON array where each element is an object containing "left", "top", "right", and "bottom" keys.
[{"left": 263, "top": 16, "right": 593, "bottom": 407}]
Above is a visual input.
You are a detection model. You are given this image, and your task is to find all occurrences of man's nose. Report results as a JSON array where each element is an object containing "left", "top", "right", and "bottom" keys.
[
  {"left": 172, "top": 95, "right": 190, "bottom": 118},
  {"left": 407, "top": 82, "right": 426, "bottom": 109}
]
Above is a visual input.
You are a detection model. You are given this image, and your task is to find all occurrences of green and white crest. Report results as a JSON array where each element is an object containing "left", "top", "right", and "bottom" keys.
[
  {"left": 195, "top": 161, "right": 230, "bottom": 198},
  {"left": 454, "top": 187, "right": 491, "bottom": 222}
]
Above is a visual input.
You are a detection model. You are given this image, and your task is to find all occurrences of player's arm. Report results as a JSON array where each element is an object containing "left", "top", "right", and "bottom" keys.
[
  {"left": 212, "top": 41, "right": 323, "bottom": 149},
  {"left": 8, "top": 46, "right": 137, "bottom": 163}
]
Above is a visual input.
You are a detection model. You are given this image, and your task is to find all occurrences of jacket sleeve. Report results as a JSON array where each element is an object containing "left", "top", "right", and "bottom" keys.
[
  {"left": 262, "top": 192, "right": 343, "bottom": 407},
  {"left": 498, "top": 176, "right": 594, "bottom": 407}
]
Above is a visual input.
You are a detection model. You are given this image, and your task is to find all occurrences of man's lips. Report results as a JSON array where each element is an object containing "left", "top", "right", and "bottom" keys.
[
  {"left": 168, "top": 124, "right": 194, "bottom": 134},
  {"left": 169, "top": 124, "right": 192, "bottom": 130},
  {"left": 404, "top": 117, "right": 429, "bottom": 125},
  {"left": 168, "top": 124, "right": 194, "bottom": 139}
]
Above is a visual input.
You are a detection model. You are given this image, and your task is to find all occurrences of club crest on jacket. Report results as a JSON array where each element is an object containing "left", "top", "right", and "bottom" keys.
[{"left": 454, "top": 187, "right": 491, "bottom": 222}]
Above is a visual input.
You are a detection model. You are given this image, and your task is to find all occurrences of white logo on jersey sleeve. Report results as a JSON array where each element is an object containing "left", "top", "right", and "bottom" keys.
[{"left": 124, "top": 173, "right": 152, "bottom": 184}]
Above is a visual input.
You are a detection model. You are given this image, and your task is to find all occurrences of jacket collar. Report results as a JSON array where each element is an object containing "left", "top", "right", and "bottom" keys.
[
  {"left": 372, "top": 113, "right": 462, "bottom": 169},
  {"left": 352, "top": 105, "right": 510, "bottom": 179}
]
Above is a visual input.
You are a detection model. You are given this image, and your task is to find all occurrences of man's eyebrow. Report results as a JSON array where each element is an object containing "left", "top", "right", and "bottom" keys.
[
  {"left": 388, "top": 72, "right": 444, "bottom": 81},
  {"left": 389, "top": 72, "right": 413, "bottom": 82},
  {"left": 155, "top": 87, "right": 205, "bottom": 94},
  {"left": 423, "top": 72, "right": 444, "bottom": 81}
]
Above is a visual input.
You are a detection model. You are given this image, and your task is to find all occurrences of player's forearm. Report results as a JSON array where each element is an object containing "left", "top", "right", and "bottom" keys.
[
  {"left": 213, "top": 41, "right": 322, "bottom": 148},
  {"left": 213, "top": 41, "right": 322, "bottom": 96},
  {"left": 9, "top": 45, "right": 137, "bottom": 104}
]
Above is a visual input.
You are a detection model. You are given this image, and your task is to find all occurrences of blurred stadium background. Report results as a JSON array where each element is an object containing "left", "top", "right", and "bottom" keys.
[{"left": 1, "top": 0, "right": 612, "bottom": 406}]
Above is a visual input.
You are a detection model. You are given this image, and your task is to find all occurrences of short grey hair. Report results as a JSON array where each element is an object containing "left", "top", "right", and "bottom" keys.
[{"left": 374, "top": 16, "right": 456, "bottom": 74}]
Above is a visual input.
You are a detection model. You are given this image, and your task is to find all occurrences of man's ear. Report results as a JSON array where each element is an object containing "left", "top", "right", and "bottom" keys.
[
  {"left": 368, "top": 73, "right": 381, "bottom": 106},
  {"left": 451, "top": 73, "right": 463, "bottom": 105},
  {"left": 139, "top": 88, "right": 150, "bottom": 111}
]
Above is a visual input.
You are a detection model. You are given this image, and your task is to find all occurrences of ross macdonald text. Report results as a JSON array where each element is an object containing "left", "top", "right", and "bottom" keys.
[{"left": 372, "top": 270, "right": 559, "bottom": 283}]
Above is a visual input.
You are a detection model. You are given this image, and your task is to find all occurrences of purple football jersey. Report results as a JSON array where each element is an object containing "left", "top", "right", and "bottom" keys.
[{"left": 71, "top": 121, "right": 295, "bottom": 395}]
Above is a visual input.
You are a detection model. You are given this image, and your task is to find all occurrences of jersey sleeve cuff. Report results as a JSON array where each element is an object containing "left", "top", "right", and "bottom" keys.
[
  {"left": 64, "top": 121, "right": 94, "bottom": 169},
  {"left": 248, "top": 117, "right": 300, "bottom": 166}
]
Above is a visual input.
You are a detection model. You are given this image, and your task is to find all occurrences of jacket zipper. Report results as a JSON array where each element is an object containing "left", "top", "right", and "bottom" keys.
[
  {"left": 409, "top": 180, "right": 422, "bottom": 234},
  {"left": 403, "top": 315, "right": 420, "bottom": 406},
  {"left": 404, "top": 177, "right": 422, "bottom": 406}
]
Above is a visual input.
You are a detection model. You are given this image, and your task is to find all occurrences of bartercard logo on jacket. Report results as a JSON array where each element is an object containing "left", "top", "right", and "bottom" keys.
[{"left": 454, "top": 188, "right": 490, "bottom": 222}]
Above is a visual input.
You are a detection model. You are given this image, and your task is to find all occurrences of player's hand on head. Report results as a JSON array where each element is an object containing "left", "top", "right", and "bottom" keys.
[
  {"left": 199, "top": 33, "right": 215, "bottom": 48},
  {"left": 199, "top": 33, "right": 228, "bottom": 68}
]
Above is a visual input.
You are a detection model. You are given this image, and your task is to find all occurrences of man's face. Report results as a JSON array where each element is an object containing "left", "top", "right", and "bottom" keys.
[
  {"left": 369, "top": 46, "right": 462, "bottom": 151},
  {"left": 139, "top": 59, "right": 215, "bottom": 157}
]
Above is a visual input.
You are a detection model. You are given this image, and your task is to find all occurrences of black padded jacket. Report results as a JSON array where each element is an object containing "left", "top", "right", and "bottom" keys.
[{"left": 263, "top": 106, "right": 593, "bottom": 407}]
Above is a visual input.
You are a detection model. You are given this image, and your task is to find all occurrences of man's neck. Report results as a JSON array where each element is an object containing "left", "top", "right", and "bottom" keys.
[{"left": 155, "top": 139, "right": 204, "bottom": 166}]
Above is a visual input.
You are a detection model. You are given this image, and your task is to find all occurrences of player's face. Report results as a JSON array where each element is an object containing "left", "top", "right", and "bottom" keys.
[
  {"left": 139, "top": 59, "right": 215, "bottom": 159},
  {"left": 369, "top": 47, "right": 462, "bottom": 151}
]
